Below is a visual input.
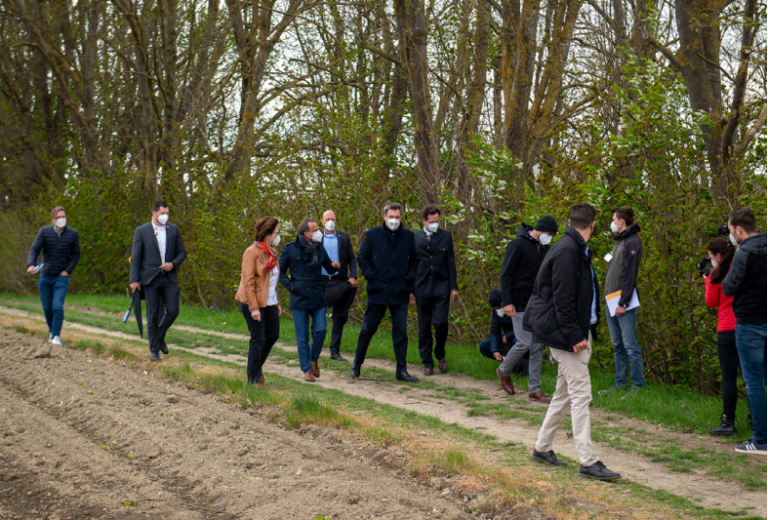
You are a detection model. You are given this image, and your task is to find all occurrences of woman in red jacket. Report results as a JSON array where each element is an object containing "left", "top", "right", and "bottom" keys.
[{"left": 705, "top": 238, "right": 741, "bottom": 436}]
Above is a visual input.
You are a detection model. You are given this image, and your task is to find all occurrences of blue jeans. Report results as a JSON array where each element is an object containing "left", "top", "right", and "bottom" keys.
[
  {"left": 607, "top": 307, "right": 645, "bottom": 387},
  {"left": 735, "top": 323, "right": 767, "bottom": 444},
  {"left": 38, "top": 274, "right": 69, "bottom": 337},
  {"left": 292, "top": 307, "right": 327, "bottom": 373}
]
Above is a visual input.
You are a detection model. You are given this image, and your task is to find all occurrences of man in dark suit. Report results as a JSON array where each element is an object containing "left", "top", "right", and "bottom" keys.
[
  {"left": 129, "top": 201, "right": 187, "bottom": 360},
  {"left": 413, "top": 205, "right": 458, "bottom": 375},
  {"left": 351, "top": 203, "right": 420, "bottom": 382},
  {"left": 320, "top": 210, "right": 358, "bottom": 361}
]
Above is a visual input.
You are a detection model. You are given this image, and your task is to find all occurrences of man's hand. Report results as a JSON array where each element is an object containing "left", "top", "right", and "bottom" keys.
[
  {"left": 251, "top": 309, "right": 261, "bottom": 322},
  {"left": 502, "top": 335, "right": 508, "bottom": 344},
  {"left": 493, "top": 352, "right": 503, "bottom": 362},
  {"left": 572, "top": 339, "right": 590, "bottom": 353},
  {"left": 159, "top": 262, "right": 174, "bottom": 272},
  {"left": 26, "top": 266, "right": 36, "bottom": 275},
  {"left": 331, "top": 261, "right": 341, "bottom": 268},
  {"left": 615, "top": 305, "right": 626, "bottom": 317},
  {"left": 278, "top": 305, "right": 283, "bottom": 317},
  {"left": 60, "top": 271, "right": 69, "bottom": 277},
  {"left": 409, "top": 293, "right": 416, "bottom": 307},
  {"left": 504, "top": 304, "right": 516, "bottom": 317},
  {"left": 130, "top": 282, "right": 141, "bottom": 293},
  {"left": 348, "top": 277, "right": 357, "bottom": 288},
  {"left": 451, "top": 290, "right": 459, "bottom": 300}
]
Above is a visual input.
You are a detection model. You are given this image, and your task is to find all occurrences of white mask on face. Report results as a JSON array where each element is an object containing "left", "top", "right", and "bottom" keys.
[
  {"left": 55, "top": 217, "right": 67, "bottom": 229},
  {"left": 311, "top": 230, "right": 323, "bottom": 243},
  {"left": 272, "top": 234, "right": 281, "bottom": 247},
  {"left": 325, "top": 220, "right": 336, "bottom": 232},
  {"left": 711, "top": 259, "right": 718, "bottom": 269},
  {"left": 495, "top": 308, "right": 505, "bottom": 317},
  {"left": 426, "top": 222, "right": 439, "bottom": 233},
  {"left": 157, "top": 213, "right": 169, "bottom": 225},
  {"left": 387, "top": 218, "right": 400, "bottom": 231},
  {"left": 729, "top": 233, "right": 738, "bottom": 246},
  {"left": 539, "top": 234, "right": 552, "bottom": 245},
  {"left": 610, "top": 221, "right": 620, "bottom": 234}
]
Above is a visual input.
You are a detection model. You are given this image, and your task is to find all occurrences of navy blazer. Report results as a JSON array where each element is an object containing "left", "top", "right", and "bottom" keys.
[
  {"left": 130, "top": 223, "right": 187, "bottom": 286},
  {"left": 413, "top": 228, "right": 458, "bottom": 298},
  {"left": 279, "top": 238, "right": 338, "bottom": 310},
  {"left": 357, "top": 223, "right": 419, "bottom": 305}
]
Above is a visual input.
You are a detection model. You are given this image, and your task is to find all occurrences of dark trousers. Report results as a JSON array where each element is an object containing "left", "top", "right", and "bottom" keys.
[
  {"left": 325, "top": 280, "right": 357, "bottom": 355},
  {"left": 239, "top": 303, "right": 280, "bottom": 383},
  {"left": 717, "top": 330, "right": 741, "bottom": 419},
  {"left": 354, "top": 302, "right": 409, "bottom": 373},
  {"left": 416, "top": 295, "right": 450, "bottom": 367},
  {"left": 143, "top": 274, "right": 180, "bottom": 354}
]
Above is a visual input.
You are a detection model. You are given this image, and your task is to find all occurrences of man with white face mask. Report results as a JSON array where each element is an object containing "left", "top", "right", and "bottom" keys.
[
  {"left": 498, "top": 215, "right": 558, "bottom": 402},
  {"left": 351, "top": 203, "right": 420, "bottom": 382},
  {"left": 129, "top": 201, "right": 187, "bottom": 360},
  {"left": 26, "top": 206, "right": 81, "bottom": 345},
  {"left": 478, "top": 289, "right": 529, "bottom": 383}
]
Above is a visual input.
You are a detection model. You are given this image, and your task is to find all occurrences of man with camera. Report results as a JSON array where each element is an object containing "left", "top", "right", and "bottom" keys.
[{"left": 722, "top": 207, "right": 766, "bottom": 455}]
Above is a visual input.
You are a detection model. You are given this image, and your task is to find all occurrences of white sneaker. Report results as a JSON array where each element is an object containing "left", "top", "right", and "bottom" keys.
[
  {"left": 49, "top": 334, "right": 53, "bottom": 342},
  {"left": 50, "top": 336, "right": 62, "bottom": 345}
]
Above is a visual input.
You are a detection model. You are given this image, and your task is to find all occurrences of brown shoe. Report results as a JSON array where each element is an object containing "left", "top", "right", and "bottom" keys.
[
  {"left": 259, "top": 373, "right": 265, "bottom": 385},
  {"left": 304, "top": 371, "right": 315, "bottom": 382},
  {"left": 423, "top": 366, "right": 434, "bottom": 376},
  {"left": 438, "top": 358, "right": 448, "bottom": 373},
  {"left": 529, "top": 391, "right": 551, "bottom": 403},
  {"left": 497, "top": 368, "right": 515, "bottom": 395},
  {"left": 311, "top": 361, "right": 320, "bottom": 378}
]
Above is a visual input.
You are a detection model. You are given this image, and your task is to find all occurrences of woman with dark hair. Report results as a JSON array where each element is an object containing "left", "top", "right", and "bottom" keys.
[
  {"left": 235, "top": 217, "right": 282, "bottom": 385},
  {"left": 705, "top": 238, "right": 741, "bottom": 436}
]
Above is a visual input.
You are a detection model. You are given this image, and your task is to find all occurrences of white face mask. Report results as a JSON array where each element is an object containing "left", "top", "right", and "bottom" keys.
[
  {"left": 711, "top": 259, "right": 718, "bottom": 269},
  {"left": 157, "top": 213, "right": 169, "bottom": 225},
  {"left": 539, "top": 234, "right": 552, "bottom": 245},
  {"left": 324, "top": 220, "right": 336, "bottom": 232},
  {"left": 311, "top": 230, "right": 323, "bottom": 243},
  {"left": 271, "top": 234, "right": 281, "bottom": 247},
  {"left": 495, "top": 308, "right": 505, "bottom": 317},
  {"left": 729, "top": 233, "right": 738, "bottom": 246},
  {"left": 387, "top": 218, "right": 400, "bottom": 231},
  {"left": 610, "top": 221, "right": 620, "bottom": 234},
  {"left": 426, "top": 222, "right": 439, "bottom": 233},
  {"left": 55, "top": 217, "right": 67, "bottom": 228}
]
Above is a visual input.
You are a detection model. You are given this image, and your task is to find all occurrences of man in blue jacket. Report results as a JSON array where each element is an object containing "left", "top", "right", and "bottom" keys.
[
  {"left": 280, "top": 218, "right": 340, "bottom": 382},
  {"left": 351, "top": 203, "right": 420, "bottom": 382},
  {"left": 26, "top": 206, "right": 81, "bottom": 345}
]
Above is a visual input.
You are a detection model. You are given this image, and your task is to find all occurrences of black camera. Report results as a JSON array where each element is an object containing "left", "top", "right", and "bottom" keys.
[
  {"left": 717, "top": 224, "right": 729, "bottom": 236},
  {"left": 696, "top": 257, "right": 712, "bottom": 277}
]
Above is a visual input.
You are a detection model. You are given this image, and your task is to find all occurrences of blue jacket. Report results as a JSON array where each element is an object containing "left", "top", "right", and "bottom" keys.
[
  {"left": 27, "top": 226, "right": 81, "bottom": 276},
  {"left": 279, "top": 237, "right": 338, "bottom": 310},
  {"left": 489, "top": 311, "right": 516, "bottom": 354},
  {"left": 357, "top": 223, "right": 419, "bottom": 305}
]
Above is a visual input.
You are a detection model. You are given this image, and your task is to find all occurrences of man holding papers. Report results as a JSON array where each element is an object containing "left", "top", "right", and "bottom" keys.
[{"left": 601, "top": 206, "right": 645, "bottom": 392}]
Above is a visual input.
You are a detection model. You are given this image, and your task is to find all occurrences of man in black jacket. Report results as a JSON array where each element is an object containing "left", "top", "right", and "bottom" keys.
[
  {"left": 413, "top": 205, "right": 458, "bottom": 375},
  {"left": 499, "top": 216, "right": 557, "bottom": 402},
  {"left": 525, "top": 203, "right": 621, "bottom": 481},
  {"left": 129, "top": 201, "right": 187, "bottom": 361},
  {"left": 26, "top": 206, "right": 81, "bottom": 345},
  {"left": 479, "top": 289, "right": 528, "bottom": 392},
  {"left": 320, "top": 210, "right": 358, "bottom": 362},
  {"left": 351, "top": 203, "right": 420, "bottom": 382}
]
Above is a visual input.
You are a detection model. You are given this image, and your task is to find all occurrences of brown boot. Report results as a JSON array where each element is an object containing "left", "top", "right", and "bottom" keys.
[
  {"left": 438, "top": 358, "right": 448, "bottom": 373},
  {"left": 259, "top": 373, "right": 265, "bottom": 385},
  {"left": 497, "top": 368, "right": 515, "bottom": 395},
  {"left": 304, "top": 371, "right": 315, "bottom": 382},
  {"left": 529, "top": 390, "right": 551, "bottom": 403},
  {"left": 423, "top": 366, "right": 434, "bottom": 376},
  {"left": 311, "top": 361, "right": 320, "bottom": 378}
]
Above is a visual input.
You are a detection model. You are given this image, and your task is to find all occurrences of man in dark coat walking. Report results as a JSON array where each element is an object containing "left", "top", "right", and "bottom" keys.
[
  {"left": 130, "top": 201, "right": 187, "bottom": 360},
  {"left": 525, "top": 203, "right": 621, "bottom": 481},
  {"left": 351, "top": 203, "right": 420, "bottom": 382},
  {"left": 413, "top": 205, "right": 458, "bottom": 375}
]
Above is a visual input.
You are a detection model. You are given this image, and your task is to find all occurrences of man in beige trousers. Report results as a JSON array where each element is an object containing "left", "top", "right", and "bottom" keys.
[{"left": 522, "top": 203, "right": 621, "bottom": 480}]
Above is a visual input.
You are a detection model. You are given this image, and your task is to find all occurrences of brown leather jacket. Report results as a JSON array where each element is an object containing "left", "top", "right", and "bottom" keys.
[{"left": 235, "top": 244, "right": 278, "bottom": 311}]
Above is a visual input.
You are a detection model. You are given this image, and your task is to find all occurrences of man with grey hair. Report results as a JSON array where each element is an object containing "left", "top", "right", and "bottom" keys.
[{"left": 351, "top": 203, "right": 420, "bottom": 382}]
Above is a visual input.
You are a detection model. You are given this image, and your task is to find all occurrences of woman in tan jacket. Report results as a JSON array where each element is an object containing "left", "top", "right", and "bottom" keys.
[{"left": 235, "top": 217, "right": 282, "bottom": 385}]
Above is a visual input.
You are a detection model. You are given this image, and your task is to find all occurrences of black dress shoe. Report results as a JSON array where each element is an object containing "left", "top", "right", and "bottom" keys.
[
  {"left": 150, "top": 352, "right": 160, "bottom": 361},
  {"left": 350, "top": 364, "right": 361, "bottom": 379},
  {"left": 160, "top": 342, "right": 169, "bottom": 355},
  {"left": 579, "top": 461, "right": 621, "bottom": 480},
  {"left": 330, "top": 353, "right": 348, "bottom": 362},
  {"left": 532, "top": 449, "right": 566, "bottom": 467},
  {"left": 709, "top": 415, "right": 736, "bottom": 436},
  {"left": 395, "top": 371, "right": 419, "bottom": 383}
]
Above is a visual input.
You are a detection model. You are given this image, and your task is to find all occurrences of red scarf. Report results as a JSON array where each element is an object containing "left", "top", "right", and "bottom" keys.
[{"left": 258, "top": 242, "right": 277, "bottom": 272}]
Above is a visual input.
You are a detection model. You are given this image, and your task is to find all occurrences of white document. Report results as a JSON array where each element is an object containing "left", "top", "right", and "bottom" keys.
[{"left": 605, "top": 289, "right": 640, "bottom": 317}]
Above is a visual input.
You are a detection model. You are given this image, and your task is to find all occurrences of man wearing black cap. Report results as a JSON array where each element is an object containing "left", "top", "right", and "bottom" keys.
[{"left": 499, "top": 216, "right": 558, "bottom": 403}]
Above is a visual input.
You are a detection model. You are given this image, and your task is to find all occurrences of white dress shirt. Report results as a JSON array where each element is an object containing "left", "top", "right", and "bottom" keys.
[{"left": 153, "top": 223, "right": 167, "bottom": 264}]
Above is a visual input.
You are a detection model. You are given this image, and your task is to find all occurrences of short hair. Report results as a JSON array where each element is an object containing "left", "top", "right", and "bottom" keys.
[
  {"left": 569, "top": 203, "right": 596, "bottom": 230},
  {"left": 383, "top": 202, "right": 402, "bottom": 215},
  {"left": 152, "top": 201, "right": 168, "bottom": 213},
  {"left": 612, "top": 206, "right": 634, "bottom": 226},
  {"left": 253, "top": 217, "right": 279, "bottom": 242},
  {"left": 421, "top": 205, "right": 441, "bottom": 221},
  {"left": 298, "top": 218, "right": 315, "bottom": 236},
  {"left": 50, "top": 206, "right": 65, "bottom": 220},
  {"left": 729, "top": 207, "right": 757, "bottom": 234}
]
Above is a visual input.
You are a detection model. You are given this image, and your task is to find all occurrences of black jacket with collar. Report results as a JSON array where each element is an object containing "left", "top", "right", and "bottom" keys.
[
  {"left": 523, "top": 227, "right": 601, "bottom": 352},
  {"left": 27, "top": 225, "right": 81, "bottom": 276},
  {"left": 500, "top": 224, "right": 550, "bottom": 311},
  {"left": 413, "top": 227, "right": 458, "bottom": 299},
  {"left": 279, "top": 236, "right": 338, "bottom": 310},
  {"left": 489, "top": 311, "right": 516, "bottom": 354},
  {"left": 357, "top": 223, "right": 418, "bottom": 305},
  {"left": 130, "top": 222, "right": 187, "bottom": 286},
  {"left": 321, "top": 230, "right": 357, "bottom": 280}
]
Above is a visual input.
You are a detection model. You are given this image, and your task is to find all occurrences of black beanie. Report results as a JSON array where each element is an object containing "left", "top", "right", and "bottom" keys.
[
  {"left": 488, "top": 289, "right": 503, "bottom": 308},
  {"left": 535, "top": 215, "right": 558, "bottom": 234}
]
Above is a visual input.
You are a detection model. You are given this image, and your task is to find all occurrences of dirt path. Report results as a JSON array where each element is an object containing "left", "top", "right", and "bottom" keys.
[{"left": 1, "top": 305, "right": 765, "bottom": 518}]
